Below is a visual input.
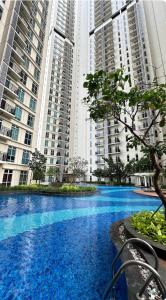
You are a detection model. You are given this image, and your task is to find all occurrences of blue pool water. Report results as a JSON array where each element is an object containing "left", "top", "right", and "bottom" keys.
[{"left": 0, "top": 186, "right": 160, "bottom": 299}]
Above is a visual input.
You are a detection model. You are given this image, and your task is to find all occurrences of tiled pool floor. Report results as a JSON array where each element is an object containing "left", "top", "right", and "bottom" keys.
[{"left": 0, "top": 186, "right": 160, "bottom": 299}]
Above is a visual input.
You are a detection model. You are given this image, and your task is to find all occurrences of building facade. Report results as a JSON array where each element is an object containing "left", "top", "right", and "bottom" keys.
[
  {"left": 91, "top": 0, "right": 166, "bottom": 186},
  {"left": 38, "top": 0, "right": 75, "bottom": 182},
  {"left": 0, "top": 0, "right": 51, "bottom": 186}
]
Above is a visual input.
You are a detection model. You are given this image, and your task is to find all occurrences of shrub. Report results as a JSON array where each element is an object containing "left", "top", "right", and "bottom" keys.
[
  {"left": 131, "top": 211, "right": 166, "bottom": 245},
  {"left": 0, "top": 184, "right": 96, "bottom": 194}
]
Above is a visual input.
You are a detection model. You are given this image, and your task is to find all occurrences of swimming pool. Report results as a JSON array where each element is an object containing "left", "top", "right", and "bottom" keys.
[{"left": 0, "top": 186, "right": 160, "bottom": 299}]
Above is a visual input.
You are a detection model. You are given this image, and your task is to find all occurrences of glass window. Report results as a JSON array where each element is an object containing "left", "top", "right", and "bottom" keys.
[
  {"left": 32, "top": 82, "right": 38, "bottom": 95},
  {"left": 45, "top": 140, "right": 48, "bottom": 146},
  {"left": 2, "top": 169, "right": 13, "bottom": 186},
  {"left": 29, "top": 97, "right": 36, "bottom": 112},
  {"left": 27, "top": 113, "right": 34, "bottom": 128},
  {"left": 44, "top": 148, "right": 48, "bottom": 155},
  {"left": 24, "top": 131, "right": 32, "bottom": 145},
  {"left": 36, "top": 54, "right": 41, "bottom": 67},
  {"left": 34, "top": 67, "right": 40, "bottom": 81},
  {"left": 19, "top": 171, "right": 28, "bottom": 185},
  {"left": 11, "top": 124, "right": 19, "bottom": 141},
  {"left": 15, "top": 106, "right": 22, "bottom": 121},
  {"left": 25, "top": 40, "right": 31, "bottom": 54},
  {"left": 20, "top": 70, "right": 27, "bottom": 85},
  {"left": 17, "top": 88, "right": 24, "bottom": 102},
  {"left": 23, "top": 56, "right": 29, "bottom": 70},
  {"left": 7, "top": 146, "right": 16, "bottom": 162},
  {"left": 22, "top": 150, "right": 30, "bottom": 164}
]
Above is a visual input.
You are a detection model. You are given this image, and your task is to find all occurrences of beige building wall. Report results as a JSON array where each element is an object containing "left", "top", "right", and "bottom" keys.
[{"left": 0, "top": 0, "right": 52, "bottom": 186}]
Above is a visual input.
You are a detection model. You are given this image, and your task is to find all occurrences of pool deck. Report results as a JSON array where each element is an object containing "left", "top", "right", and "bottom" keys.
[{"left": 134, "top": 189, "right": 159, "bottom": 197}]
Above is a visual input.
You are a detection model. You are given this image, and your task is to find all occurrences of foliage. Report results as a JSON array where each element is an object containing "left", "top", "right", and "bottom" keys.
[
  {"left": 68, "top": 156, "right": 88, "bottom": 182},
  {"left": 103, "top": 156, "right": 134, "bottom": 183},
  {"left": 92, "top": 168, "right": 107, "bottom": 181},
  {"left": 83, "top": 68, "right": 166, "bottom": 218},
  {"left": 0, "top": 184, "right": 96, "bottom": 193},
  {"left": 131, "top": 211, "right": 166, "bottom": 245},
  {"left": 29, "top": 150, "right": 46, "bottom": 183},
  {"left": 46, "top": 166, "right": 59, "bottom": 182}
]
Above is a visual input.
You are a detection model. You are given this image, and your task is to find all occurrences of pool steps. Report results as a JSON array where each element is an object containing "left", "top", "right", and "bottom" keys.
[{"left": 103, "top": 238, "right": 166, "bottom": 300}]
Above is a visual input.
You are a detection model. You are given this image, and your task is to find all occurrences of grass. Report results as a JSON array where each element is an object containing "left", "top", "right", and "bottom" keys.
[
  {"left": 131, "top": 211, "right": 166, "bottom": 245},
  {"left": 0, "top": 184, "right": 96, "bottom": 194}
]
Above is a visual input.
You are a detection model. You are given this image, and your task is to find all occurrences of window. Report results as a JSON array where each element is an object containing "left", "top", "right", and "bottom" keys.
[
  {"left": 37, "top": 42, "right": 42, "bottom": 54},
  {"left": 19, "top": 171, "right": 28, "bottom": 185},
  {"left": 22, "top": 150, "right": 30, "bottom": 164},
  {"left": 51, "top": 149, "right": 54, "bottom": 155},
  {"left": 17, "top": 87, "right": 24, "bottom": 102},
  {"left": 24, "top": 131, "right": 32, "bottom": 145},
  {"left": 52, "top": 133, "right": 55, "bottom": 140},
  {"left": 15, "top": 106, "right": 22, "bottom": 121},
  {"left": 20, "top": 70, "right": 27, "bottom": 85},
  {"left": 32, "top": 82, "right": 38, "bottom": 95},
  {"left": 26, "top": 41, "right": 31, "bottom": 54},
  {"left": 136, "top": 154, "right": 138, "bottom": 161},
  {"left": 36, "top": 54, "right": 41, "bottom": 67},
  {"left": 0, "top": 6, "right": 3, "bottom": 20},
  {"left": 50, "top": 158, "right": 54, "bottom": 164},
  {"left": 28, "top": 30, "right": 33, "bottom": 40},
  {"left": 11, "top": 124, "right": 19, "bottom": 141},
  {"left": 27, "top": 113, "right": 34, "bottom": 128},
  {"left": 44, "top": 148, "right": 48, "bottom": 155},
  {"left": 34, "top": 67, "right": 40, "bottom": 81},
  {"left": 29, "top": 97, "right": 36, "bottom": 112},
  {"left": 46, "top": 132, "right": 49, "bottom": 138},
  {"left": 45, "top": 140, "right": 48, "bottom": 146},
  {"left": 127, "top": 155, "right": 130, "bottom": 162},
  {"left": 23, "top": 56, "right": 29, "bottom": 69},
  {"left": 7, "top": 146, "right": 16, "bottom": 162},
  {"left": 2, "top": 169, "right": 13, "bottom": 186}
]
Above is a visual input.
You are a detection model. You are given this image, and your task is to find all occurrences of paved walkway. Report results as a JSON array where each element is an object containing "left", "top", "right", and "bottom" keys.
[{"left": 134, "top": 189, "right": 159, "bottom": 197}]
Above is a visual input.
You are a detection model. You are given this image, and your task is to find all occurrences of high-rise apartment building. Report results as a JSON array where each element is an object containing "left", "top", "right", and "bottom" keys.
[
  {"left": 91, "top": 0, "right": 166, "bottom": 186},
  {"left": 0, "top": 0, "right": 51, "bottom": 186},
  {"left": 37, "top": 0, "right": 75, "bottom": 181}
]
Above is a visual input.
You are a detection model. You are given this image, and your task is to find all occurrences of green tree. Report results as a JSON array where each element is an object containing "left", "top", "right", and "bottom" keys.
[
  {"left": 92, "top": 168, "right": 106, "bottom": 181},
  {"left": 68, "top": 156, "right": 88, "bottom": 182},
  {"left": 84, "top": 69, "right": 166, "bottom": 218},
  {"left": 29, "top": 150, "right": 46, "bottom": 184},
  {"left": 103, "top": 157, "right": 134, "bottom": 183},
  {"left": 46, "top": 166, "right": 59, "bottom": 182}
]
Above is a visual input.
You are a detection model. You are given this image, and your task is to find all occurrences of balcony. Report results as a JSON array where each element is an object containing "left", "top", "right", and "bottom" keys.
[
  {"left": 4, "top": 79, "right": 18, "bottom": 99},
  {"left": 12, "top": 43, "right": 24, "bottom": 64},
  {"left": 20, "top": 2, "right": 31, "bottom": 20},
  {"left": 8, "top": 60, "right": 21, "bottom": 81},
  {"left": 0, "top": 125, "right": 11, "bottom": 141},
  {"left": 15, "top": 27, "right": 26, "bottom": 48},
  {"left": 0, "top": 99, "right": 15, "bottom": 118},
  {"left": 23, "top": 0, "right": 32, "bottom": 9},
  {"left": 18, "top": 15, "right": 28, "bottom": 34}
]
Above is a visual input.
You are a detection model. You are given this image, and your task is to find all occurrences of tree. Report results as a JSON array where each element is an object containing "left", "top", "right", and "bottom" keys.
[
  {"left": 103, "top": 157, "right": 134, "bottom": 183},
  {"left": 92, "top": 168, "right": 106, "bottom": 181},
  {"left": 68, "top": 156, "right": 88, "bottom": 182},
  {"left": 29, "top": 150, "right": 46, "bottom": 184},
  {"left": 46, "top": 166, "right": 59, "bottom": 182},
  {"left": 83, "top": 69, "right": 166, "bottom": 218}
]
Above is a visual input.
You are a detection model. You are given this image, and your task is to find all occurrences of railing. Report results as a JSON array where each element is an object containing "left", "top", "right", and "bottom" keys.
[
  {"left": 0, "top": 125, "right": 11, "bottom": 138},
  {"left": 9, "top": 60, "right": 21, "bottom": 75},
  {"left": 103, "top": 261, "right": 166, "bottom": 300},
  {"left": 13, "top": 43, "right": 24, "bottom": 58},
  {"left": 5, "top": 79, "right": 18, "bottom": 95},
  {"left": 0, "top": 99, "right": 15, "bottom": 115},
  {"left": 103, "top": 238, "right": 166, "bottom": 300}
]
